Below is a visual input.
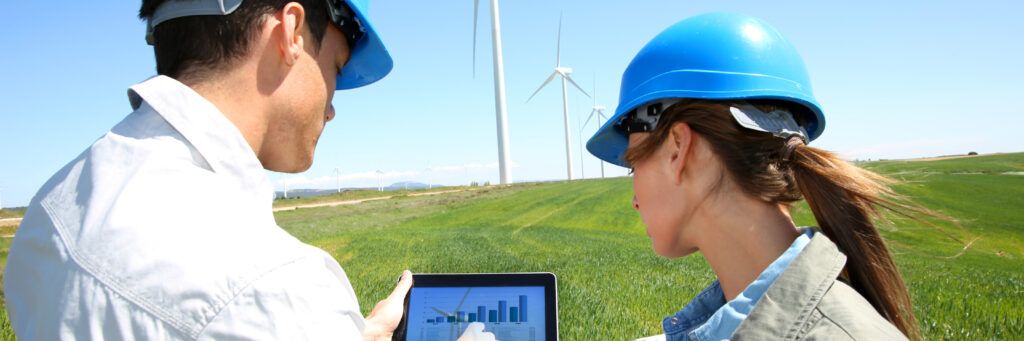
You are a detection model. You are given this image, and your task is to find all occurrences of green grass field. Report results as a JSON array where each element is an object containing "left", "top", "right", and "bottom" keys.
[
  {"left": 1, "top": 153, "right": 1021, "bottom": 340},
  {"left": 0, "top": 209, "right": 25, "bottom": 220}
]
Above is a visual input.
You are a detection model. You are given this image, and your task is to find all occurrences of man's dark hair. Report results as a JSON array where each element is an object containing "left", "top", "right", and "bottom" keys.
[{"left": 139, "top": 0, "right": 329, "bottom": 79}]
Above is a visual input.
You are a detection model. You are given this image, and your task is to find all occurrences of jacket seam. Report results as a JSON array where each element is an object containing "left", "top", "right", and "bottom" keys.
[
  {"left": 40, "top": 198, "right": 200, "bottom": 338},
  {"left": 794, "top": 308, "right": 823, "bottom": 340},
  {"left": 816, "top": 309, "right": 857, "bottom": 340},
  {"left": 193, "top": 251, "right": 316, "bottom": 340},
  {"left": 783, "top": 251, "right": 844, "bottom": 339}
]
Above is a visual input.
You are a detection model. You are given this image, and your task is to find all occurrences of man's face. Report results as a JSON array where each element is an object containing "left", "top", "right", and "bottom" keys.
[{"left": 262, "top": 22, "right": 350, "bottom": 173}]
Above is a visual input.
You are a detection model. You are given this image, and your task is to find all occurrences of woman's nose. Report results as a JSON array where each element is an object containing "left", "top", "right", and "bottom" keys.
[{"left": 632, "top": 195, "right": 640, "bottom": 211}]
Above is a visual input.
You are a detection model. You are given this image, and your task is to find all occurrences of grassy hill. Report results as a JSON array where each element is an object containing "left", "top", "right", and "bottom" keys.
[{"left": 1, "top": 153, "right": 1021, "bottom": 339}]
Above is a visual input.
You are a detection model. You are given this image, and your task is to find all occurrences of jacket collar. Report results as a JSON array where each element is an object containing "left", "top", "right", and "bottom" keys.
[
  {"left": 731, "top": 231, "right": 848, "bottom": 340},
  {"left": 127, "top": 76, "right": 267, "bottom": 182}
]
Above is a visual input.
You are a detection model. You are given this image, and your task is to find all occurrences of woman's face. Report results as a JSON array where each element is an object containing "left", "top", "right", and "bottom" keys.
[{"left": 628, "top": 132, "right": 702, "bottom": 258}]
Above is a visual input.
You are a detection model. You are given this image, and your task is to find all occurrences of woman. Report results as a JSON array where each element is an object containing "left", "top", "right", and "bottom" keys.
[{"left": 587, "top": 13, "right": 919, "bottom": 340}]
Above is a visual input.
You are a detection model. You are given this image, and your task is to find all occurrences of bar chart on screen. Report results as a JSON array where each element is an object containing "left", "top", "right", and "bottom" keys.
[{"left": 407, "top": 286, "right": 546, "bottom": 341}]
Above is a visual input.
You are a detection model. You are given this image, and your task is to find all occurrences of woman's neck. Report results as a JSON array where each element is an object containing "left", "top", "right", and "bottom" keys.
[{"left": 692, "top": 192, "right": 801, "bottom": 301}]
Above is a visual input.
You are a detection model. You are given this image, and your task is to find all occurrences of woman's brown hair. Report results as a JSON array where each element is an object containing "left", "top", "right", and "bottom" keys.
[{"left": 625, "top": 99, "right": 921, "bottom": 339}]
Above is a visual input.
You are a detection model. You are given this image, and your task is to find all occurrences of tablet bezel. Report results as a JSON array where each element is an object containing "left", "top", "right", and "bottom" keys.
[{"left": 394, "top": 272, "right": 558, "bottom": 341}]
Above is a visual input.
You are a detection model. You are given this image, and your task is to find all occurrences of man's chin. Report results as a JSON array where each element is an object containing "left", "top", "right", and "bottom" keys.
[{"left": 262, "top": 154, "right": 314, "bottom": 173}]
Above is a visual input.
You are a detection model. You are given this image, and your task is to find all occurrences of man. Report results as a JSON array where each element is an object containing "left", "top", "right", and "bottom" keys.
[{"left": 4, "top": 0, "right": 412, "bottom": 339}]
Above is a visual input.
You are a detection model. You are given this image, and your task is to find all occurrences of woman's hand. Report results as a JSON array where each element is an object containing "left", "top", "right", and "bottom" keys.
[
  {"left": 458, "top": 322, "right": 497, "bottom": 341},
  {"left": 362, "top": 270, "right": 413, "bottom": 341}
]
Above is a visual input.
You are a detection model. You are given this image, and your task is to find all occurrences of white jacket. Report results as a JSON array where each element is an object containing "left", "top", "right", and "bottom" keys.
[{"left": 5, "top": 76, "right": 366, "bottom": 340}]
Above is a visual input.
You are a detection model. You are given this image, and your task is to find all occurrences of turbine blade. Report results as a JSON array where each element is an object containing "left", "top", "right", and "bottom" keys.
[
  {"left": 556, "top": 12, "right": 562, "bottom": 66},
  {"left": 472, "top": 0, "right": 479, "bottom": 78},
  {"left": 526, "top": 71, "right": 559, "bottom": 102},
  {"left": 583, "top": 109, "right": 598, "bottom": 128},
  {"left": 431, "top": 307, "right": 452, "bottom": 317},
  {"left": 454, "top": 288, "right": 472, "bottom": 314},
  {"left": 564, "top": 75, "right": 591, "bottom": 98}
]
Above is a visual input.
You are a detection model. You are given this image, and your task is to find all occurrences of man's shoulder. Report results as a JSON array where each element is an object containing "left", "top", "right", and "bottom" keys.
[
  {"left": 33, "top": 104, "right": 213, "bottom": 206},
  {"left": 6, "top": 103, "right": 306, "bottom": 339},
  {"left": 9, "top": 191, "right": 316, "bottom": 339}
]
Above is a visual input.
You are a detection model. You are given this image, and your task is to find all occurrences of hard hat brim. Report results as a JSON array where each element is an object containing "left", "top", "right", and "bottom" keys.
[
  {"left": 335, "top": 0, "right": 393, "bottom": 90},
  {"left": 586, "top": 70, "right": 825, "bottom": 168}
]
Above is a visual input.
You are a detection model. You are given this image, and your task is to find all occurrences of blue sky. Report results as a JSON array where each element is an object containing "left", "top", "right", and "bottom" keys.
[{"left": 1, "top": 1, "right": 1022, "bottom": 208}]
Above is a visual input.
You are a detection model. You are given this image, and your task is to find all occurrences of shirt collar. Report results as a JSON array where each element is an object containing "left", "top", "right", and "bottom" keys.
[
  {"left": 127, "top": 75, "right": 270, "bottom": 191},
  {"left": 730, "top": 231, "right": 848, "bottom": 340},
  {"left": 664, "top": 229, "right": 815, "bottom": 340}
]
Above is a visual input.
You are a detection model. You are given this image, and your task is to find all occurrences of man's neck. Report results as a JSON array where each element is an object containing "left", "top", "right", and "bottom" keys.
[
  {"left": 693, "top": 192, "right": 801, "bottom": 301},
  {"left": 182, "top": 68, "right": 270, "bottom": 158}
]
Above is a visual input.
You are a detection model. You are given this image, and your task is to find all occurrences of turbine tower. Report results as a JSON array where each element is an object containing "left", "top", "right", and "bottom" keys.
[
  {"left": 577, "top": 113, "right": 585, "bottom": 179},
  {"left": 333, "top": 167, "right": 341, "bottom": 193},
  {"left": 375, "top": 170, "right": 384, "bottom": 192},
  {"left": 582, "top": 79, "right": 609, "bottom": 178},
  {"left": 473, "top": 0, "right": 512, "bottom": 185},
  {"left": 527, "top": 13, "right": 590, "bottom": 181},
  {"left": 283, "top": 178, "right": 289, "bottom": 199}
]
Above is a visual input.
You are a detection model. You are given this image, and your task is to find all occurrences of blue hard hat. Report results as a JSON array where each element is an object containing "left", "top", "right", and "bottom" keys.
[
  {"left": 336, "top": 0, "right": 393, "bottom": 90},
  {"left": 146, "top": 0, "right": 391, "bottom": 90},
  {"left": 586, "top": 12, "right": 825, "bottom": 168}
]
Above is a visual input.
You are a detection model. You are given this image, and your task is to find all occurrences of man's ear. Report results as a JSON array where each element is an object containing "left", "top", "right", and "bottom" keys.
[
  {"left": 667, "top": 122, "right": 694, "bottom": 185},
  {"left": 277, "top": 3, "right": 307, "bottom": 66}
]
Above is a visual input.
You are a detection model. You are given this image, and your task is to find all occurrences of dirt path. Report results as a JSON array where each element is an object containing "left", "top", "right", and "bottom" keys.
[
  {"left": 271, "top": 188, "right": 472, "bottom": 212},
  {"left": 0, "top": 218, "right": 22, "bottom": 228}
]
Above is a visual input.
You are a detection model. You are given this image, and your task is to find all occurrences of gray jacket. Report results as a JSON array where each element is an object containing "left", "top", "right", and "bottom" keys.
[{"left": 732, "top": 233, "right": 908, "bottom": 340}]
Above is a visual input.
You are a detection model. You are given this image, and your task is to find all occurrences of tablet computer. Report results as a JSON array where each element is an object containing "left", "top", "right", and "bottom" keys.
[{"left": 393, "top": 272, "right": 558, "bottom": 341}]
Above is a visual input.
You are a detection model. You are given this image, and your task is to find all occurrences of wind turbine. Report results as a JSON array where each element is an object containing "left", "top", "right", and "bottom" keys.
[
  {"left": 577, "top": 113, "right": 585, "bottom": 179},
  {"left": 283, "top": 177, "right": 289, "bottom": 199},
  {"left": 375, "top": 170, "right": 384, "bottom": 192},
  {"left": 582, "top": 78, "right": 609, "bottom": 178},
  {"left": 472, "top": 0, "right": 512, "bottom": 185},
  {"left": 424, "top": 167, "right": 433, "bottom": 189},
  {"left": 333, "top": 167, "right": 341, "bottom": 193},
  {"left": 527, "top": 13, "right": 590, "bottom": 181}
]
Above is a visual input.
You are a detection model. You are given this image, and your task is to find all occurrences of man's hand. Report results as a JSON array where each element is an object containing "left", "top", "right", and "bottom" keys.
[{"left": 363, "top": 270, "right": 413, "bottom": 341}]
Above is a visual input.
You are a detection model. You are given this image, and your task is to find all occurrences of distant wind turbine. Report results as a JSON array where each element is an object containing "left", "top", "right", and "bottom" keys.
[
  {"left": 283, "top": 177, "right": 289, "bottom": 199},
  {"left": 582, "top": 78, "right": 609, "bottom": 178},
  {"left": 375, "top": 170, "right": 384, "bottom": 192},
  {"left": 333, "top": 167, "right": 342, "bottom": 193},
  {"left": 527, "top": 13, "right": 590, "bottom": 181},
  {"left": 473, "top": 0, "right": 512, "bottom": 185}
]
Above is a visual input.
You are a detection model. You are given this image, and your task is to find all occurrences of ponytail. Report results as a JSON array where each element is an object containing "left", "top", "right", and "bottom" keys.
[{"left": 789, "top": 145, "right": 922, "bottom": 340}]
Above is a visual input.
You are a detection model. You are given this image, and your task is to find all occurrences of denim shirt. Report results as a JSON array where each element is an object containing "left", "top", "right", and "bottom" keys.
[{"left": 663, "top": 229, "right": 814, "bottom": 341}]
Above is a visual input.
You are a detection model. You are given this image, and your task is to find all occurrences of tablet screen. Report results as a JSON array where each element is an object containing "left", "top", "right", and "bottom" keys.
[{"left": 406, "top": 286, "right": 546, "bottom": 341}]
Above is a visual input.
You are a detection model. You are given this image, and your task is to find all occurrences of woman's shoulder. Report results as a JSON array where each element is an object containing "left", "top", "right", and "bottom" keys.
[
  {"left": 804, "top": 280, "right": 907, "bottom": 340},
  {"left": 733, "top": 232, "right": 908, "bottom": 340}
]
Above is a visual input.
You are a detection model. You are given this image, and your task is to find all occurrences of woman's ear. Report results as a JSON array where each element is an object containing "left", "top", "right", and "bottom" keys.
[
  {"left": 277, "top": 3, "right": 307, "bottom": 66},
  {"left": 667, "top": 122, "right": 694, "bottom": 185}
]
